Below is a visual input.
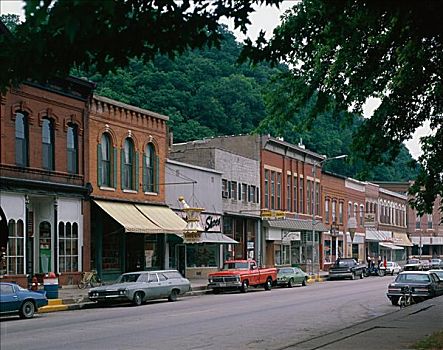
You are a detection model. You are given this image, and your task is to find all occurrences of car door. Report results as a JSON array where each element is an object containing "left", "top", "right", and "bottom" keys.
[
  {"left": 0, "top": 284, "right": 21, "bottom": 313},
  {"left": 293, "top": 268, "right": 303, "bottom": 284},
  {"left": 431, "top": 273, "right": 443, "bottom": 296},
  {"left": 146, "top": 273, "right": 163, "bottom": 299},
  {"left": 157, "top": 273, "right": 170, "bottom": 297}
]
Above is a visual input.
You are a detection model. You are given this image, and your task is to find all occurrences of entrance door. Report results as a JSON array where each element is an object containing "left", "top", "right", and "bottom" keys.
[
  {"left": 176, "top": 244, "right": 186, "bottom": 277},
  {"left": 39, "top": 222, "right": 51, "bottom": 273},
  {"left": 126, "top": 233, "right": 144, "bottom": 272}
]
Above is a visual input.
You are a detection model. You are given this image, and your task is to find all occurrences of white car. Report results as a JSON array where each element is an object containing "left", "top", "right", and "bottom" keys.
[{"left": 380, "top": 261, "right": 402, "bottom": 275}]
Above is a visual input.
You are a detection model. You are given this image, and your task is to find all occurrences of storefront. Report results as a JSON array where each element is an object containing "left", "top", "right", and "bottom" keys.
[
  {"left": 1, "top": 191, "right": 84, "bottom": 286},
  {"left": 222, "top": 215, "right": 259, "bottom": 262},
  {"left": 263, "top": 218, "right": 328, "bottom": 273},
  {"left": 91, "top": 200, "right": 186, "bottom": 281}
]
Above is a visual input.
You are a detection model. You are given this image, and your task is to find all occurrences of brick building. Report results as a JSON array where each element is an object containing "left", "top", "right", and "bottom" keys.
[
  {"left": 87, "top": 95, "right": 186, "bottom": 281},
  {"left": 0, "top": 78, "right": 94, "bottom": 286}
]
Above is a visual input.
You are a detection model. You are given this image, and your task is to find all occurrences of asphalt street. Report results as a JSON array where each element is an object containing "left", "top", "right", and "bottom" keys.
[{"left": 0, "top": 276, "right": 415, "bottom": 350}]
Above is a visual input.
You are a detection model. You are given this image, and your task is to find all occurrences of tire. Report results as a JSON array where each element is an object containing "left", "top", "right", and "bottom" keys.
[
  {"left": 78, "top": 281, "right": 87, "bottom": 289},
  {"left": 133, "top": 292, "right": 143, "bottom": 306},
  {"left": 287, "top": 279, "right": 294, "bottom": 288},
  {"left": 240, "top": 280, "right": 248, "bottom": 293},
  {"left": 213, "top": 288, "right": 220, "bottom": 295},
  {"left": 264, "top": 278, "right": 272, "bottom": 291},
  {"left": 378, "top": 270, "right": 385, "bottom": 277},
  {"left": 302, "top": 278, "right": 307, "bottom": 287},
  {"left": 390, "top": 297, "right": 399, "bottom": 306},
  {"left": 19, "top": 300, "right": 35, "bottom": 319},
  {"left": 168, "top": 289, "right": 178, "bottom": 302},
  {"left": 360, "top": 272, "right": 364, "bottom": 279}
]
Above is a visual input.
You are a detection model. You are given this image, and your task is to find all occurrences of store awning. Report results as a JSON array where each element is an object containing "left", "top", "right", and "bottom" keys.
[
  {"left": 393, "top": 232, "right": 413, "bottom": 247},
  {"left": 94, "top": 200, "right": 163, "bottom": 234},
  {"left": 184, "top": 232, "right": 238, "bottom": 244},
  {"left": 346, "top": 233, "right": 365, "bottom": 244},
  {"left": 135, "top": 204, "right": 186, "bottom": 234},
  {"left": 265, "top": 218, "right": 329, "bottom": 232},
  {"left": 379, "top": 242, "right": 404, "bottom": 250},
  {"left": 365, "top": 228, "right": 391, "bottom": 242}
]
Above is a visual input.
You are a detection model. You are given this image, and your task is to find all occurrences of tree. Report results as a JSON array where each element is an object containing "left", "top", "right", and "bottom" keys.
[
  {"left": 0, "top": 0, "right": 282, "bottom": 90},
  {"left": 243, "top": 0, "right": 442, "bottom": 215}
]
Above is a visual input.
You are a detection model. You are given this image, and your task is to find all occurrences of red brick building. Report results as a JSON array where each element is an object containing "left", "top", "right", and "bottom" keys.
[{"left": 1, "top": 78, "right": 94, "bottom": 286}]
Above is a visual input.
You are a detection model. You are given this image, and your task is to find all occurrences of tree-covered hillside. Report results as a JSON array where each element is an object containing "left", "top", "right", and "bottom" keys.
[{"left": 74, "top": 27, "right": 418, "bottom": 182}]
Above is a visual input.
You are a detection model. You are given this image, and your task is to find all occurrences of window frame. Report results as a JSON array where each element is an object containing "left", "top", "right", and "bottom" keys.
[
  {"left": 15, "top": 111, "right": 29, "bottom": 167},
  {"left": 42, "top": 117, "right": 55, "bottom": 170},
  {"left": 67, "top": 123, "right": 78, "bottom": 174}
]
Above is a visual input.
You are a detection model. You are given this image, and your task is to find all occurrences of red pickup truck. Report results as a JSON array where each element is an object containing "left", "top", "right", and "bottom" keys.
[{"left": 208, "top": 259, "right": 277, "bottom": 293}]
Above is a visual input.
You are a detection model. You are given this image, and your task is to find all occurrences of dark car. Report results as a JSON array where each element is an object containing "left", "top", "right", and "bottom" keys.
[
  {"left": 386, "top": 271, "right": 443, "bottom": 306},
  {"left": 329, "top": 258, "right": 365, "bottom": 280},
  {"left": 0, "top": 282, "right": 48, "bottom": 319}
]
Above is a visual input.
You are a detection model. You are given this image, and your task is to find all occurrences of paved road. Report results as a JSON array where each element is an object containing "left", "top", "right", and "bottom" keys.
[{"left": 1, "top": 276, "right": 400, "bottom": 350}]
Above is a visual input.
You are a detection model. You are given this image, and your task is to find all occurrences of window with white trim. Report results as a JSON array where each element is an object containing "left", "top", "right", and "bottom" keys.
[
  {"left": 58, "top": 222, "right": 79, "bottom": 272},
  {"left": 6, "top": 219, "right": 25, "bottom": 275}
]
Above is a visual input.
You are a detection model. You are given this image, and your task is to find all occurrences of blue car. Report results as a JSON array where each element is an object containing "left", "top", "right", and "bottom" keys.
[{"left": 0, "top": 282, "right": 48, "bottom": 319}]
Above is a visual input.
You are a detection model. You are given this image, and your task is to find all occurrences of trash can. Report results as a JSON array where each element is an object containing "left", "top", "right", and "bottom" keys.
[{"left": 43, "top": 274, "right": 59, "bottom": 299}]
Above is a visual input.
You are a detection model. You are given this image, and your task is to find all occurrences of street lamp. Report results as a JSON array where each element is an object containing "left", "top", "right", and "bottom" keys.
[{"left": 311, "top": 154, "right": 347, "bottom": 276}]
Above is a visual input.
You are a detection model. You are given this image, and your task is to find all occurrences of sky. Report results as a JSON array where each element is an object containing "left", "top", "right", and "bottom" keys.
[{"left": 1, "top": 0, "right": 430, "bottom": 160}]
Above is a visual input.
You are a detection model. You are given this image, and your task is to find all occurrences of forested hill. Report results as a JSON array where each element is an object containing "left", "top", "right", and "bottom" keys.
[{"left": 75, "top": 27, "right": 418, "bottom": 182}]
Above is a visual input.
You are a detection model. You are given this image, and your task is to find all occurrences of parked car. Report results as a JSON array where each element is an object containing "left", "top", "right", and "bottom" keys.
[
  {"left": 88, "top": 270, "right": 191, "bottom": 306},
  {"left": 403, "top": 258, "right": 423, "bottom": 271},
  {"left": 421, "top": 260, "right": 431, "bottom": 271},
  {"left": 276, "top": 267, "right": 309, "bottom": 288},
  {"left": 0, "top": 282, "right": 48, "bottom": 319},
  {"left": 386, "top": 271, "right": 443, "bottom": 306},
  {"left": 379, "top": 261, "right": 402, "bottom": 276},
  {"left": 430, "top": 259, "right": 443, "bottom": 269},
  {"left": 429, "top": 269, "right": 443, "bottom": 280},
  {"left": 329, "top": 258, "right": 365, "bottom": 280},
  {"left": 208, "top": 259, "right": 277, "bottom": 293}
]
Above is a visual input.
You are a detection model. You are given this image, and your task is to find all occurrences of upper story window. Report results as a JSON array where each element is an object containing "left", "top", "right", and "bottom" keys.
[
  {"left": 332, "top": 200, "right": 337, "bottom": 223},
  {"left": 299, "top": 178, "right": 304, "bottom": 214},
  {"left": 325, "top": 199, "right": 330, "bottom": 223},
  {"left": 222, "top": 179, "right": 228, "bottom": 198},
  {"left": 67, "top": 123, "right": 78, "bottom": 174},
  {"left": 427, "top": 214, "right": 433, "bottom": 229},
  {"left": 15, "top": 112, "right": 28, "bottom": 167},
  {"left": 287, "top": 175, "right": 291, "bottom": 211},
  {"left": 276, "top": 173, "right": 281, "bottom": 210},
  {"left": 416, "top": 215, "right": 421, "bottom": 229},
  {"left": 231, "top": 181, "right": 237, "bottom": 200},
  {"left": 122, "top": 138, "right": 135, "bottom": 190},
  {"left": 264, "top": 170, "right": 269, "bottom": 208},
  {"left": 348, "top": 202, "right": 352, "bottom": 219},
  {"left": 293, "top": 176, "right": 297, "bottom": 213},
  {"left": 98, "top": 133, "right": 112, "bottom": 187},
  {"left": 339, "top": 202, "right": 343, "bottom": 224},
  {"left": 144, "top": 143, "right": 158, "bottom": 193},
  {"left": 359, "top": 205, "right": 364, "bottom": 226},
  {"left": 242, "top": 183, "right": 247, "bottom": 203},
  {"left": 270, "top": 171, "right": 275, "bottom": 210},
  {"left": 42, "top": 118, "right": 55, "bottom": 170},
  {"left": 306, "top": 181, "right": 311, "bottom": 215}
]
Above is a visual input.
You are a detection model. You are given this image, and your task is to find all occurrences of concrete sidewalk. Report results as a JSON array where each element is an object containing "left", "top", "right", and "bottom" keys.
[{"left": 281, "top": 296, "right": 443, "bottom": 350}]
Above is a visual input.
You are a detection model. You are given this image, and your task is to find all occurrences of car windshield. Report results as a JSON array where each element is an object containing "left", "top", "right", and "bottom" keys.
[
  {"left": 396, "top": 274, "right": 430, "bottom": 283},
  {"left": 335, "top": 260, "right": 354, "bottom": 267},
  {"left": 431, "top": 259, "right": 441, "bottom": 263},
  {"left": 277, "top": 268, "right": 292, "bottom": 274},
  {"left": 223, "top": 262, "right": 249, "bottom": 270},
  {"left": 117, "top": 273, "right": 141, "bottom": 283},
  {"left": 407, "top": 259, "right": 420, "bottom": 264},
  {"left": 432, "top": 271, "right": 443, "bottom": 279}
]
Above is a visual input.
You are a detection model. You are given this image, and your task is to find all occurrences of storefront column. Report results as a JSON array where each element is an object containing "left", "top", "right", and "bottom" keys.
[{"left": 53, "top": 198, "right": 58, "bottom": 273}]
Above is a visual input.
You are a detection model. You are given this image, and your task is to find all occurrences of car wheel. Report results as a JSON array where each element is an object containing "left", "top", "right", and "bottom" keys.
[
  {"left": 390, "top": 297, "right": 399, "bottom": 306},
  {"left": 264, "top": 278, "right": 272, "bottom": 291},
  {"left": 168, "top": 289, "right": 178, "bottom": 302},
  {"left": 302, "top": 277, "right": 307, "bottom": 286},
  {"left": 360, "top": 272, "right": 364, "bottom": 279},
  {"left": 133, "top": 292, "right": 143, "bottom": 306},
  {"left": 288, "top": 279, "right": 294, "bottom": 288},
  {"left": 213, "top": 288, "right": 220, "bottom": 294},
  {"left": 240, "top": 280, "right": 248, "bottom": 293},
  {"left": 77, "top": 281, "right": 87, "bottom": 289},
  {"left": 19, "top": 300, "right": 35, "bottom": 319}
]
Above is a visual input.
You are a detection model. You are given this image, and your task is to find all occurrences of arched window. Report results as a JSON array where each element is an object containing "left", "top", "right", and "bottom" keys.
[
  {"left": 67, "top": 123, "right": 78, "bottom": 174},
  {"left": 122, "top": 138, "right": 135, "bottom": 190},
  {"left": 15, "top": 112, "right": 28, "bottom": 167},
  {"left": 98, "top": 133, "right": 112, "bottom": 187},
  {"left": 42, "top": 118, "right": 55, "bottom": 170},
  {"left": 6, "top": 219, "right": 24, "bottom": 275},
  {"left": 143, "top": 143, "right": 158, "bottom": 193}
]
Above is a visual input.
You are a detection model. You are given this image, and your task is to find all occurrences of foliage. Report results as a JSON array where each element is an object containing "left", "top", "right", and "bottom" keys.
[
  {"left": 242, "top": 0, "right": 442, "bottom": 214},
  {"left": 413, "top": 330, "right": 443, "bottom": 350},
  {"left": 0, "top": 14, "right": 21, "bottom": 32},
  {"left": 75, "top": 27, "right": 283, "bottom": 142},
  {"left": 0, "top": 0, "right": 282, "bottom": 91}
]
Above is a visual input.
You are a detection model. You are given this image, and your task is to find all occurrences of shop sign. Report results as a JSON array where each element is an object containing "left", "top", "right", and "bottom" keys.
[
  {"left": 282, "top": 231, "right": 301, "bottom": 242},
  {"left": 364, "top": 213, "right": 376, "bottom": 227},
  {"left": 183, "top": 231, "right": 202, "bottom": 243},
  {"left": 203, "top": 214, "right": 222, "bottom": 232}
]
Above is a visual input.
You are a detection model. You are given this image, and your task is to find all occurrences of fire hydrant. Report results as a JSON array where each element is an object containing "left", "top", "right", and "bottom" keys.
[{"left": 31, "top": 276, "right": 39, "bottom": 291}]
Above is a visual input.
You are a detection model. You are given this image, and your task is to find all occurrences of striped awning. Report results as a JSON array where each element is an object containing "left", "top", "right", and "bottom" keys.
[
  {"left": 184, "top": 232, "right": 238, "bottom": 244},
  {"left": 135, "top": 204, "right": 186, "bottom": 234},
  {"left": 393, "top": 232, "right": 413, "bottom": 247},
  {"left": 265, "top": 218, "right": 329, "bottom": 232},
  {"left": 379, "top": 241, "right": 404, "bottom": 250}
]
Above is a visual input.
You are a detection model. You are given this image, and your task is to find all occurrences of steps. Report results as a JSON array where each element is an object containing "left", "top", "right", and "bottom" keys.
[{"left": 38, "top": 299, "right": 68, "bottom": 313}]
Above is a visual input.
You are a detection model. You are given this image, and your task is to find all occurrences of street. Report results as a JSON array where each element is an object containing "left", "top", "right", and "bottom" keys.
[{"left": 1, "top": 277, "right": 398, "bottom": 350}]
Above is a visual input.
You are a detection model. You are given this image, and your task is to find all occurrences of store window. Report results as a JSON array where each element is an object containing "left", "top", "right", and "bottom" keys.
[
  {"left": 67, "top": 123, "right": 78, "bottom": 174},
  {"left": 274, "top": 243, "right": 290, "bottom": 266},
  {"left": 186, "top": 244, "right": 218, "bottom": 267},
  {"left": 42, "top": 118, "right": 55, "bottom": 170},
  {"left": 58, "top": 222, "right": 79, "bottom": 272},
  {"left": 6, "top": 220, "right": 25, "bottom": 275},
  {"left": 15, "top": 111, "right": 28, "bottom": 167},
  {"left": 102, "top": 228, "right": 121, "bottom": 271}
]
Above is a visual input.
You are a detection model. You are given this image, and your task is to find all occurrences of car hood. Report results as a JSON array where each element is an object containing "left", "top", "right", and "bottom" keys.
[
  {"left": 89, "top": 282, "right": 143, "bottom": 292},
  {"left": 209, "top": 270, "right": 248, "bottom": 277}
]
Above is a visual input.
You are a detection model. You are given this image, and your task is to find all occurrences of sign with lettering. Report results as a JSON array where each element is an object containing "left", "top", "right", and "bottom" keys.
[{"left": 203, "top": 214, "right": 222, "bottom": 232}]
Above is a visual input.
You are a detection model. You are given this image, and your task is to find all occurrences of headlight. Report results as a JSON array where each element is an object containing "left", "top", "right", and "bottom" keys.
[
  {"left": 235, "top": 275, "right": 240, "bottom": 281},
  {"left": 388, "top": 287, "right": 401, "bottom": 292},
  {"left": 119, "top": 289, "right": 126, "bottom": 295},
  {"left": 208, "top": 278, "right": 213, "bottom": 283}
]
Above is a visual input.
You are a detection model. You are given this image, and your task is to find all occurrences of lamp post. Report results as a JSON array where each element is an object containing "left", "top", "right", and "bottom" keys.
[{"left": 311, "top": 154, "right": 347, "bottom": 276}]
